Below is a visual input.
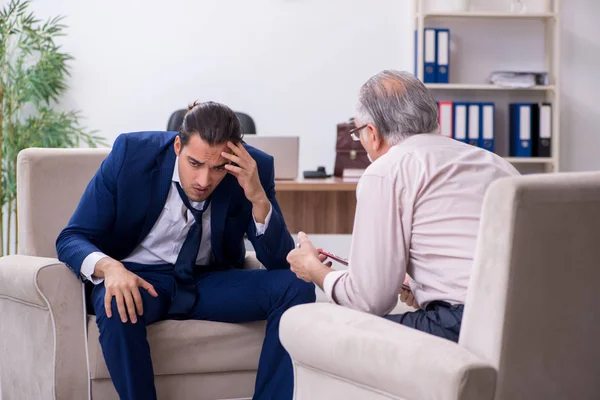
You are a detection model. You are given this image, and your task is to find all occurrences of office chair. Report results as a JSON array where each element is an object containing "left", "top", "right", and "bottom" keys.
[{"left": 167, "top": 109, "right": 256, "bottom": 134}]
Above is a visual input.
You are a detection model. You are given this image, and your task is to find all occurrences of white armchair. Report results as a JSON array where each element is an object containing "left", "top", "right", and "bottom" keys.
[
  {"left": 281, "top": 172, "right": 600, "bottom": 400},
  {"left": 0, "top": 148, "right": 266, "bottom": 400}
]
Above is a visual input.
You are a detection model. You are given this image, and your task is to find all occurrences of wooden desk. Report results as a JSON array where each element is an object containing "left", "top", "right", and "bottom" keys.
[{"left": 275, "top": 178, "right": 358, "bottom": 234}]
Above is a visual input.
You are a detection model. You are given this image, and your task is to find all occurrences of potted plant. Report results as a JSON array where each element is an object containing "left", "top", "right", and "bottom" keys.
[{"left": 0, "top": 0, "right": 105, "bottom": 255}]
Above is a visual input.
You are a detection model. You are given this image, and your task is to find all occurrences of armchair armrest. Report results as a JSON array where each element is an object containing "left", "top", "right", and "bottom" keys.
[
  {"left": 243, "top": 251, "right": 265, "bottom": 270},
  {"left": 280, "top": 303, "right": 496, "bottom": 400},
  {"left": 0, "top": 255, "right": 89, "bottom": 400}
]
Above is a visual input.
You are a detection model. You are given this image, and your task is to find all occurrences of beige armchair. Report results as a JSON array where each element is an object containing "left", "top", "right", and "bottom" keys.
[
  {"left": 281, "top": 172, "right": 600, "bottom": 400},
  {"left": 0, "top": 148, "right": 266, "bottom": 400}
]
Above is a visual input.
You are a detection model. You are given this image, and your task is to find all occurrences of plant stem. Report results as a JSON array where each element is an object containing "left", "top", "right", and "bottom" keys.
[
  {"left": 6, "top": 198, "right": 11, "bottom": 255},
  {"left": 0, "top": 87, "right": 4, "bottom": 257},
  {"left": 1, "top": 100, "right": 12, "bottom": 256},
  {"left": 15, "top": 190, "right": 18, "bottom": 253},
  {"left": 13, "top": 156, "right": 18, "bottom": 253},
  {"left": 8, "top": 115, "right": 15, "bottom": 255}
]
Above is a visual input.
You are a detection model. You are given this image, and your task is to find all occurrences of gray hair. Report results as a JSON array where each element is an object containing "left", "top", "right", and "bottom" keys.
[{"left": 355, "top": 70, "right": 439, "bottom": 145}]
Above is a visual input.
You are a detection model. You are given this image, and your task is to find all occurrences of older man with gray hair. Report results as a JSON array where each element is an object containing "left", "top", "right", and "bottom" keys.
[{"left": 287, "top": 70, "right": 519, "bottom": 342}]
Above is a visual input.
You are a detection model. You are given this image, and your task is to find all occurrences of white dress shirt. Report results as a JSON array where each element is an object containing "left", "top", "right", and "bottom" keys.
[
  {"left": 81, "top": 158, "right": 272, "bottom": 284},
  {"left": 323, "top": 133, "right": 520, "bottom": 315}
]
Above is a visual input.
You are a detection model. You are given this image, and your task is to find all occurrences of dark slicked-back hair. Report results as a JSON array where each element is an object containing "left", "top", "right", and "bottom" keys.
[{"left": 179, "top": 101, "right": 243, "bottom": 147}]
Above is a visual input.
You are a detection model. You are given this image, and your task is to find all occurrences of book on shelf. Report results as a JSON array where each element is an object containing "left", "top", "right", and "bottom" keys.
[
  {"left": 415, "top": 28, "right": 451, "bottom": 83},
  {"left": 509, "top": 102, "right": 553, "bottom": 157}
]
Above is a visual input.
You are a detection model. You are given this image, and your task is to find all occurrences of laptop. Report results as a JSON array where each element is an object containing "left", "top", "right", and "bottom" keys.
[{"left": 243, "top": 136, "right": 299, "bottom": 180}]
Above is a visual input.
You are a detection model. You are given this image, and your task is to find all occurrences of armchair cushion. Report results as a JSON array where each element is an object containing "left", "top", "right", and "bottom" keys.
[
  {"left": 88, "top": 318, "right": 266, "bottom": 379},
  {"left": 281, "top": 303, "right": 496, "bottom": 400}
]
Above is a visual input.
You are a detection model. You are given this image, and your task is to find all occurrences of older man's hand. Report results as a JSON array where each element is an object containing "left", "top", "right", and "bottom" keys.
[
  {"left": 400, "top": 288, "right": 419, "bottom": 309},
  {"left": 399, "top": 276, "right": 419, "bottom": 309},
  {"left": 287, "top": 232, "right": 332, "bottom": 285}
]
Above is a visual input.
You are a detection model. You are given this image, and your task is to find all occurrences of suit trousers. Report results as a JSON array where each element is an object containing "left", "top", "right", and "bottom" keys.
[
  {"left": 90, "top": 262, "right": 316, "bottom": 400},
  {"left": 384, "top": 301, "right": 465, "bottom": 343}
]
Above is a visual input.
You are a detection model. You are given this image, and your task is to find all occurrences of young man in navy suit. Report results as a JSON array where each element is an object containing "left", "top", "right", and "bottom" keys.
[{"left": 56, "top": 101, "right": 315, "bottom": 400}]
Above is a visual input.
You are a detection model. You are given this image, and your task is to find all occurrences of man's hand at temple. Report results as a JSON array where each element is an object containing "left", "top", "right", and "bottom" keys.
[{"left": 222, "top": 141, "right": 270, "bottom": 223}]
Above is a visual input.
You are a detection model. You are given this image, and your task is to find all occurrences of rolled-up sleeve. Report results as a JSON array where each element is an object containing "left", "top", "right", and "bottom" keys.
[{"left": 325, "top": 172, "right": 410, "bottom": 316}]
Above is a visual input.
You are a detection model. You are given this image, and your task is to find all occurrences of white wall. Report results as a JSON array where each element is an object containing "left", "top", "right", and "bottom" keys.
[
  {"left": 559, "top": 0, "right": 600, "bottom": 172},
  {"left": 26, "top": 0, "right": 600, "bottom": 173},
  {"left": 29, "top": 0, "right": 412, "bottom": 175}
]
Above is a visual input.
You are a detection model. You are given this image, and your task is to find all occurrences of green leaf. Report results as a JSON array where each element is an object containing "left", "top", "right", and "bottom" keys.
[{"left": 0, "top": 0, "right": 102, "bottom": 216}]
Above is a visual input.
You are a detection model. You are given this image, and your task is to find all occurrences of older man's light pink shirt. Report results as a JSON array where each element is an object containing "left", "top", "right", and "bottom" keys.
[{"left": 323, "top": 133, "right": 520, "bottom": 315}]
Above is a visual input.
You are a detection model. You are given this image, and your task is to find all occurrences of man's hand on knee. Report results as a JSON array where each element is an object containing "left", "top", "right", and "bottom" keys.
[{"left": 95, "top": 257, "right": 159, "bottom": 323}]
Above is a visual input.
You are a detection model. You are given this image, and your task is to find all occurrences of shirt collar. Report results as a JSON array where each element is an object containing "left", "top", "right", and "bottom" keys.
[
  {"left": 172, "top": 157, "right": 181, "bottom": 183},
  {"left": 172, "top": 156, "right": 206, "bottom": 210},
  {"left": 372, "top": 130, "right": 440, "bottom": 165},
  {"left": 391, "top": 129, "right": 440, "bottom": 148}
]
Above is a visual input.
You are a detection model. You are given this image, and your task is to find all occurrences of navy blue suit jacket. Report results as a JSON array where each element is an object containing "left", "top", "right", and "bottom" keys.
[{"left": 56, "top": 131, "right": 294, "bottom": 279}]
